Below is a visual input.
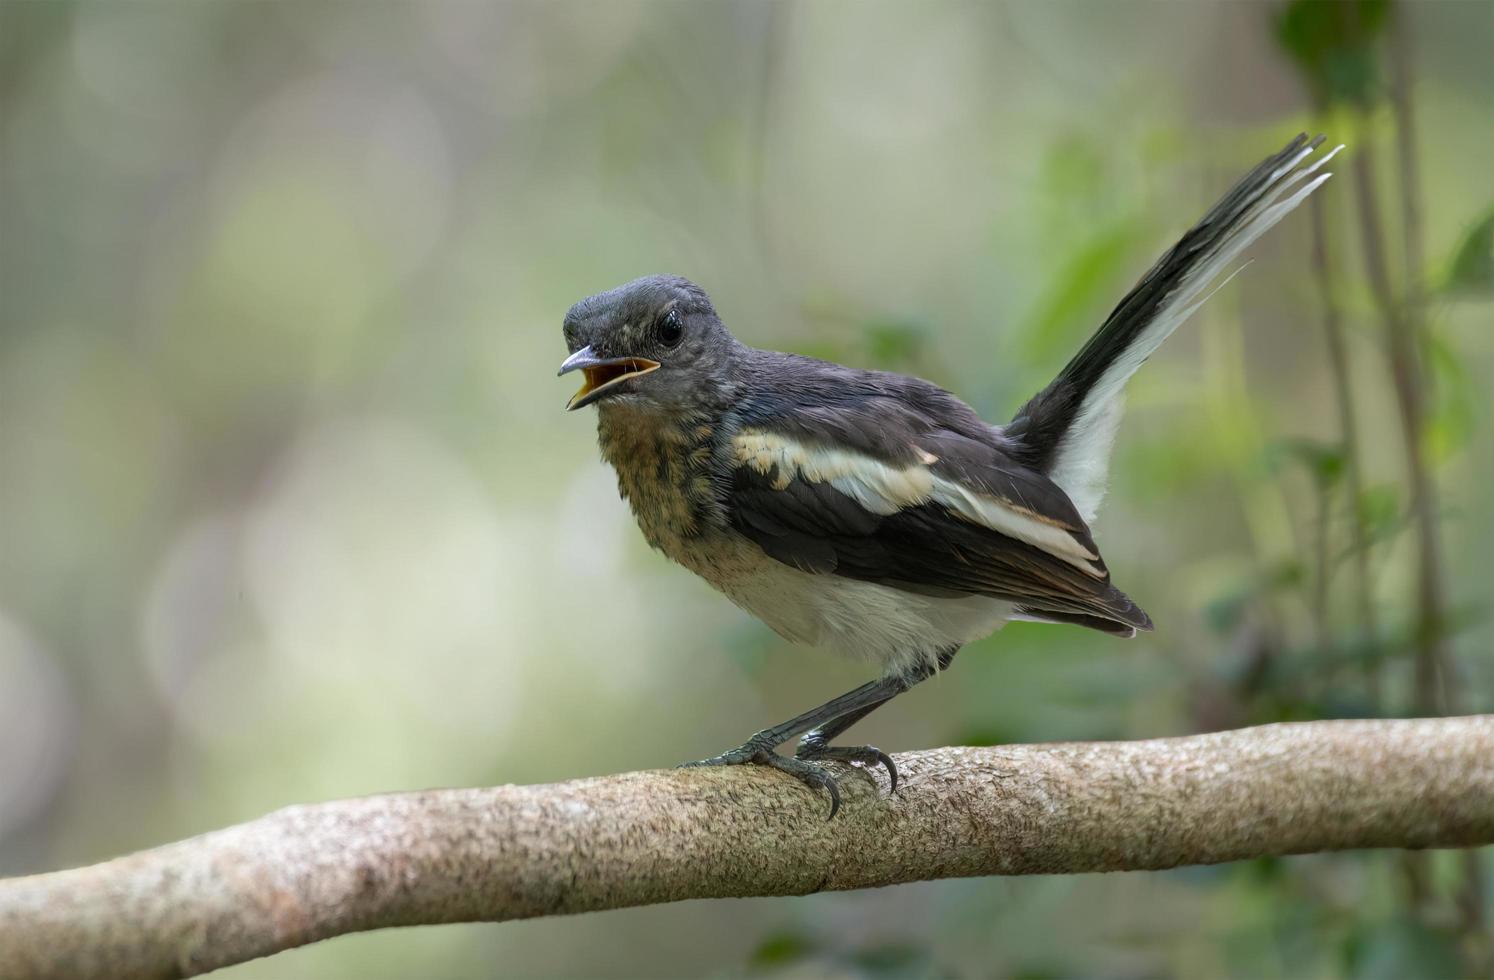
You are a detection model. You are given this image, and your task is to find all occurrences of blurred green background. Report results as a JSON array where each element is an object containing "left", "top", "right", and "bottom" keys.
[{"left": 2, "top": 1, "right": 1491, "bottom": 977}]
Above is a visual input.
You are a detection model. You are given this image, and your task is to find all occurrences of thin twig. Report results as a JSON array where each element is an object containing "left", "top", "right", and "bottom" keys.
[
  {"left": 1350, "top": 135, "right": 1446, "bottom": 715},
  {"left": 1386, "top": 0, "right": 1452, "bottom": 718},
  {"left": 1388, "top": 3, "right": 1487, "bottom": 960},
  {"left": 1308, "top": 190, "right": 1379, "bottom": 702}
]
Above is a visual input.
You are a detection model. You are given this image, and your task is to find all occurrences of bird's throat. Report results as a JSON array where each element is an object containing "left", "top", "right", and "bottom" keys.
[{"left": 596, "top": 404, "right": 724, "bottom": 550}]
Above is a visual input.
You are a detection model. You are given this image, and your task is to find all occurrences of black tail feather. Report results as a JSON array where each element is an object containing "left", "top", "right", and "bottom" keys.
[{"left": 1006, "top": 133, "right": 1326, "bottom": 471}]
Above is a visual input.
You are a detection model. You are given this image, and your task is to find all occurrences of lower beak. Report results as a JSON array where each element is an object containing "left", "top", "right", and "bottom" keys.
[{"left": 557, "top": 346, "right": 661, "bottom": 410}]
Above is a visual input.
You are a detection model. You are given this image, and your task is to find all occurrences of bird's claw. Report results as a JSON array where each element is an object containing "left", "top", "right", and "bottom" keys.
[
  {"left": 796, "top": 743, "right": 899, "bottom": 794},
  {"left": 679, "top": 742, "right": 845, "bottom": 819},
  {"left": 763, "top": 753, "right": 843, "bottom": 819}
]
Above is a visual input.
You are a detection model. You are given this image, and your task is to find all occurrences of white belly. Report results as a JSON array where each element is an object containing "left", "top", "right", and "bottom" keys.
[{"left": 699, "top": 537, "right": 1012, "bottom": 676}]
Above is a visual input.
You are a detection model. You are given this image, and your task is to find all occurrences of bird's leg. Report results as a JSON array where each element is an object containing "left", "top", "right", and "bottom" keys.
[
  {"left": 679, "top": 675, "right": 904, "bottom": 818},
  {"left": 793, "top": 702, "right": 896, "bottom": 787},
  {"left": 796, "top": 647, "right": 959, "bottom": 794},
  {"left": 680, "top": 648, "right": 959, "bottom": 818}
]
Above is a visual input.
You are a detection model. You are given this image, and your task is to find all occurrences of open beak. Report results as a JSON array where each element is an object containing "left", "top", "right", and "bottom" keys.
[{"left": 557, "top": 346, "right": 661, "bottom": 410}]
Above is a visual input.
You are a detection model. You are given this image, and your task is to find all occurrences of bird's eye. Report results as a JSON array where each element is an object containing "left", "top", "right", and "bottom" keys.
[{"left": 658, "top": 309, "right": 684, "bottom": 348}]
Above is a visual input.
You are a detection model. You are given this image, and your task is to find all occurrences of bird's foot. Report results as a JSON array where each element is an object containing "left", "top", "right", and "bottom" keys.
[
  {"left": 794, "top": 742, "right": 898, "bottom": 794},
  {"left": 680, "top": 738, "right": 846, "bottom": 819}
]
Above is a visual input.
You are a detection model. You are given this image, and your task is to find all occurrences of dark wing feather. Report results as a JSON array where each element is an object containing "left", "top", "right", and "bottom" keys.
[
  {"left": 722, "top": 378, "right": 1152, "bottom": 635},
  {"left": 729, "top": 464, "right": 1150, "bottom": 631}
]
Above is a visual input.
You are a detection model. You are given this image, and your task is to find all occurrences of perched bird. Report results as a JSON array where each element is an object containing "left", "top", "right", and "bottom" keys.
[{"left": 559, "top": 133, "right": 1338, "bottom": 816}]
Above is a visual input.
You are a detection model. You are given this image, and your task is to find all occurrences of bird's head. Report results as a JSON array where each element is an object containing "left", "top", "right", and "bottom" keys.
[{"left": 558, "top": 275, "right": 737, "bottom": 413}]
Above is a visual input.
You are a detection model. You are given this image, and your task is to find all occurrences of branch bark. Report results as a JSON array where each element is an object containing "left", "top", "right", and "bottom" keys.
[{"left": 3, "top": 717, "right": 1492, "bottom": 980}]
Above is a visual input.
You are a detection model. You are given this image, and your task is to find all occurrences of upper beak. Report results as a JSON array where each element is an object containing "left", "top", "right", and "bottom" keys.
[{"left": 558, "top": 345, "right": 661, "bottom": 411}]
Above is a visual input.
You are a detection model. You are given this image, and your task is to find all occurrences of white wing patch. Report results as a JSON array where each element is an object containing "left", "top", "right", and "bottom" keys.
[
  {"left": 927, "top": 478, "right": 1097, "bottom": 567},
  {"left": 733, "top": 430, "right": 1101, "bottom": 574},
  {"left": 733, "top": 432, "right": 932, "bottom": 513}
]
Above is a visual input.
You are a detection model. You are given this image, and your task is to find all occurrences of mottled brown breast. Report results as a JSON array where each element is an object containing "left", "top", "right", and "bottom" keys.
[{"left": 595, "top": 404, "right": 725, "bottom": 559}]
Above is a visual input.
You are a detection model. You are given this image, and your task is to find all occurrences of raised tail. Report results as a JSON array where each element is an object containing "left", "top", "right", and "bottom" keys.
[{"left": 1006, "top": 133, "right": 1341, "bottom": 523}]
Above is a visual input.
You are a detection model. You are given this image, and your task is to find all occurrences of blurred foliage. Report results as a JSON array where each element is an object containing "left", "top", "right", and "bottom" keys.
[
  {"left": 1276, "top": 0, "right": 1389, "bottom": 107},
  {"left": 1426, "top": 330, "right": 1479, "bottom": 462},
  {"left": 1, "top": 1, "right": 1492, "bottom": 978},
  {"left": 1445, "top": 210, "right": 1494, "bottom": 296}
]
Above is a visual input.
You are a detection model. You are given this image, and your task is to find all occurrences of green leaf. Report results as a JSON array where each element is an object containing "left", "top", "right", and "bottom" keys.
[
  {"left": 1265, "top": 437, "right": 1346, "bottom": 486},
  {"left": 1357, "top": 484, "right": 1403, "bottom": 545},
  {"left": 1019, "top": 220, "right": 1142, "bottom": 369},
  {"left": 748, "top": 931, "right": 816, "bottom": 969},
  {"left": 1443, "top": 209, "right": 1494, "bottom": 295},
  {"left": 1275, "top": 0, "right": 1389, "bottom": 107},
  {"left": 1425, "top": 330, "right": 1477, "bottom": 460},
  {"left": 1243, "top": 854, "right": 1287, "bottom": 882}
]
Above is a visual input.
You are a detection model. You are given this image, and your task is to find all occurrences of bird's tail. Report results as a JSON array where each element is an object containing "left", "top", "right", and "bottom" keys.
[{"left": 1006, "top": 133, "right": 1340, "bottom": 523}]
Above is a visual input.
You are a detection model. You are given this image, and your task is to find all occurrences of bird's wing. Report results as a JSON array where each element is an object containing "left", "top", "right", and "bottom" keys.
[{"left": 722, "top": 396, "right": 1152, "bottom": 634}]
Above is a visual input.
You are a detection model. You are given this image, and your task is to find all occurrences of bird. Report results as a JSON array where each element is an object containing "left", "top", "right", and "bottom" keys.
[{"left": 558, "top": 133, "right": 1339, "bottom": 817}]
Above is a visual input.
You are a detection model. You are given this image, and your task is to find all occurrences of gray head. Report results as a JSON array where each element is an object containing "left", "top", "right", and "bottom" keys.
[{"left": 558, "top": 275, "right": 739, "bottom": 412}]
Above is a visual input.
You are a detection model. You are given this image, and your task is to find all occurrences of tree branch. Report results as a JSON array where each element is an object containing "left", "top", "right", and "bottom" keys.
[{"left": 3, "top": 717, "right": 1492, "bottom": 979}]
